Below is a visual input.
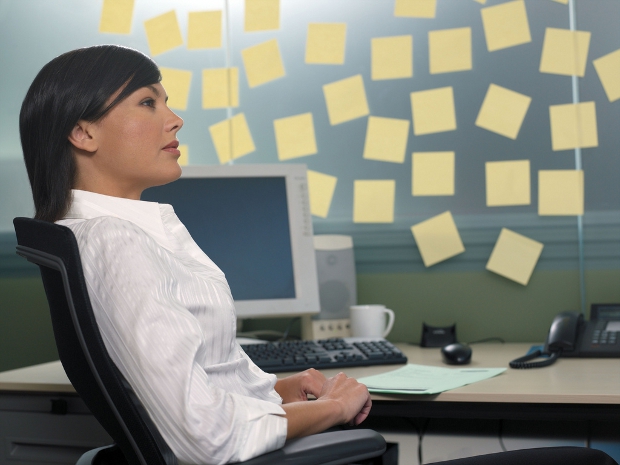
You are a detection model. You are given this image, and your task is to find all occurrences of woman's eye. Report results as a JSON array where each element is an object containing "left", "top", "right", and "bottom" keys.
[{"left": 141, "top": 98, "right": 156, "bottom": 108}]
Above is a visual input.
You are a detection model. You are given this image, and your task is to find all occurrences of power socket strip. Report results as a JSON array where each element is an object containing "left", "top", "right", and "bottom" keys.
[{"left": 305, "top": 318, "right": 351, "bottom": 340}]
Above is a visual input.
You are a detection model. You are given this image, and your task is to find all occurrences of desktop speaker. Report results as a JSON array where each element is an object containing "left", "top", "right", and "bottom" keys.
[{"left": 313, "top": 235, "right": 357, "bottom": 320}]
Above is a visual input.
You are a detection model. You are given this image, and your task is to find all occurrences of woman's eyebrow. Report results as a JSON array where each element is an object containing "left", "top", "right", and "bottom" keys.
[
  {"left": 146, "top": 84, "right": 160, "bottom": 97},
  {"left": 146, "top": 84, "right": 168, "bottom": 102}
]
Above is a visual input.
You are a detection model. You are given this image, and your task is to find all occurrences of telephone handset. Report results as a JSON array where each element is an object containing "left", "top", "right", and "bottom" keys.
[
  {"left": 510, "top": 306, "right": 620, "bottom": 369},
  {"left": 544, "top": 311, "right": 585, "bottom": 354},
  {"left": 509, "top": 311, "right": 582, "bottom": 368}
]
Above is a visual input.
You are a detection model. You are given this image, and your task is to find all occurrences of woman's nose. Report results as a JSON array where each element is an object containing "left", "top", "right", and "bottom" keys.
[{"left": 166, "top": 108, "right": 183, "bottom": 132}]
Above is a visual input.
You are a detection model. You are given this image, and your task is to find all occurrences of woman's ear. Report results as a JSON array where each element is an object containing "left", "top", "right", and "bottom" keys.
[{"left": 68, "top": 120, "right": 98, "bottom": 152}]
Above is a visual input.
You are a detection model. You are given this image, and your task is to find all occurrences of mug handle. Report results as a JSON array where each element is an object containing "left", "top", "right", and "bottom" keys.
[{"left": 382, "top": 308, "right": 395, "bottom": 338}]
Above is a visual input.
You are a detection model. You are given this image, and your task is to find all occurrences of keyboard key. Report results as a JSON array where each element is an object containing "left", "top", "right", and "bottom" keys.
[{"left": 257, "top": 359, "right": 283, "bottom": 367}]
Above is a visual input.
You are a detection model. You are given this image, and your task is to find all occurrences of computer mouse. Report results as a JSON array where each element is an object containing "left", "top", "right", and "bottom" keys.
[{"left": 441, "top": 343, "right": 472, "bottom": 365}]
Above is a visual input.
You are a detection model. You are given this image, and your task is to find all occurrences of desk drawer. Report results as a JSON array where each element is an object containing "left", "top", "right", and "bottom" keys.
[{"left": 0, "top": 410, "right": 111, "bottom": 465}]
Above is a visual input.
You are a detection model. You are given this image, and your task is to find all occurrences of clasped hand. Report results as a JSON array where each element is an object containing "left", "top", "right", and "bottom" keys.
[{"left": 275, "top": 368, "right": 371, "bottom": 427}]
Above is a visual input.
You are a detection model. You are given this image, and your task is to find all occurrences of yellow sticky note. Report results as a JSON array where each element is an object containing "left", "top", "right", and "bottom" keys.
[
  {"left": 244, "top": 0, "right": 279, "bottom": 32},
  {"left": 475, "top": 84, "right": 531, "bottom": 139},
  {"left": 394, "top": 0, "right": 436, "bottom": 18},
  {"left": 550, "top": 0, "right": 568, "bottom": 4},
  {"left": 307, "top": 170, "right": 338, "bottom": 218},
  {"left": 178, "top": 144, "right": 189, "bottom": 166},
  {"left": 412, "top": 152, "right": 455, "bottom": 196},
  {"left": 549, "top": 102, "right": 598, "bottom": 151},
  {"left": 486, "top": 228, "right": 543, "bottom": 286},
  {"left": 353, "top": 180, "right": 395, "bottom": 223},
  {"left": 485, "top": 160, "right": 530, "bottom": 206},
  {"left": 481, "top": 0, "right": 531, "bottom": 52},
  {"left": 593, "top": 49, "right": 620, "bottom": 102},
  {"left": 540, "top": 28, "right": 591, "bottom": 77},
  {"left": 363, "top": 116, "right": 410, "bottom": 164},
  {"left": 306, "top": 23, "right": 347, "bottom": 65},
  {"left": 209, "top": 113, "right": 255, "bottom": 164},
  {"left": 411, "top": 211, "right": 465, "bottom": 267},
  {"left": 202, "top": 68, "right": 239, "bottom": 109},
  {"left": 160, "top": 68, "right": 192, "bottom": 111},
  {"left": 410, "top": 87, "right": 456, "bottom": 135},
  {"left": 241, "top": 39, "right": 285, "bottom": 88},
  {"left": 188, "top": 11, "right": 222, "bottom": 49},
  {"left": 371, "top": 35, "right": 413, "bottom": 80},
  {"left": 323, "top": 75, "right": 370, "bottom": 125},
  {"left": 99, "top": 0, "right": 134, "bottom": 34},
  {"left": 538, "top": 170, "right": 584, "bottom": 216},
  {"left": 274, "top": 113, "right": 317, "bottom": 160},
  {"left": 429, "top": 27, "right": 472, "bottom": 74},
  {"left": 144, "top": 11, "right": 183, "bottom": 56}
]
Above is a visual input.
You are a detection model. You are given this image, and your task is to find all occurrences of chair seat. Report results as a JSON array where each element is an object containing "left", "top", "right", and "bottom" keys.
[{"left": 79, "top": 430, "right": 386, "bottom": 465}]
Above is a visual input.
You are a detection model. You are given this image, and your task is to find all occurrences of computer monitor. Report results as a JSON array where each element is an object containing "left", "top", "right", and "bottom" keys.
[{"left": 141, "top": 164, "right": 320, "bottom": 319}]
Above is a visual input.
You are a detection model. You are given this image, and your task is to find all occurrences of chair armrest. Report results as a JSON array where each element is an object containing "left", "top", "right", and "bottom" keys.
[
  {"left": 75, "top": 445, "right": 119, "bottom": 465},
  {"left": 239, "top": 429, "right": 386, "bottom": 465}
]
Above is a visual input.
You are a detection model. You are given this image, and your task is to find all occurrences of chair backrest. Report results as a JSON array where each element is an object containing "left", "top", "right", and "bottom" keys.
[{"left": 13, "top": 217, "right": 177, "bottom": 465}]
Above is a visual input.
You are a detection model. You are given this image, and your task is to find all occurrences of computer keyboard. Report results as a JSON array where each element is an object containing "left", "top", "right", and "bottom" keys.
[{"left": 240, "top": 337, "right": 408, "bottom": 373}]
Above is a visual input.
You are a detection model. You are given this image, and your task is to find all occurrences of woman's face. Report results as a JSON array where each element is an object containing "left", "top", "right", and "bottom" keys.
[{"left": 73, "top": 82, "right": 184, "bottom": 199}]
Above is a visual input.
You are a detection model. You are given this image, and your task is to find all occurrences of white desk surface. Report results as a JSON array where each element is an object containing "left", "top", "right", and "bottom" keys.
[
  {"left": 307, "top": 343, "right": 620, "bottom": 405},
  {"left": 1, "top": 343, "right": 619, "bottom": 404},
  {"left": 0, "top": 360, "right": 74, "bottom": 393}
]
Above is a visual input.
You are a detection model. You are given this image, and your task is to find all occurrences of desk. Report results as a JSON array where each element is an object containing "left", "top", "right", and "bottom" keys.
[
  {"left": 0, "top": 362, "right": 109, "bottom": 465},
  {"left": 284, "top": 343, "right": 620, "bottom": 421},
  {"left": 1, "top": 343, "right": 620, "bottom": 465},
  {"left": 2, "top": 343, "right": 619, "bottom": 419}
]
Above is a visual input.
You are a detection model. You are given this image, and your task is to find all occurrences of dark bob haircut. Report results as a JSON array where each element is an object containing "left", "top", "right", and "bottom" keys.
[{"left": 19, "top": 45, "right": 161, "bottom": 222}]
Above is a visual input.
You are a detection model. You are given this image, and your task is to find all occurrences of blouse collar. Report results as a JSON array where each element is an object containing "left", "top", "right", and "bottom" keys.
[{"left": 64, "top": 190, "right": 174, "bottom": 252}]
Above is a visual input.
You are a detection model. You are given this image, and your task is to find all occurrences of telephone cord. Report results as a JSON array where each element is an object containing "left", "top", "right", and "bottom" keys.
[{"left": 509, "top": 349, "right": 562, "bottom": 369}]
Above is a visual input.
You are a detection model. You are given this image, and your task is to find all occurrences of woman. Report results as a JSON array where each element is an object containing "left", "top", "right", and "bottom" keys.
[{"left": 20, "top": 45, "right": 371, "bottom": 465}]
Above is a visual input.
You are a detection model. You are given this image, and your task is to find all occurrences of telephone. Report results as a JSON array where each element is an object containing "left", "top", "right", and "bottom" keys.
[{"left": 510, "top": 304, "right": 620, "bottom": 369}]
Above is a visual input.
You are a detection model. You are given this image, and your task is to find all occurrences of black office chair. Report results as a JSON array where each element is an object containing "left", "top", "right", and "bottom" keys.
[
  {"left": 13, "top": 217, "right": 386, "bottom": 465},
  {"left": 427, "top": 447, "right": 618, "bottom": 465}
]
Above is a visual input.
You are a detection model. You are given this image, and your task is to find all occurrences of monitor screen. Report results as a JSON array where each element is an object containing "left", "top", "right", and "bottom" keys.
[{"left": 141, "top": 164, "right": 320, "bottom": 318}]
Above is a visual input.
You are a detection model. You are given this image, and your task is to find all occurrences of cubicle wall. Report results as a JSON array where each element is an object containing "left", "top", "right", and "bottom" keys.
[{"left": 1, "top": 0, "right": 619, "bottom": 368}]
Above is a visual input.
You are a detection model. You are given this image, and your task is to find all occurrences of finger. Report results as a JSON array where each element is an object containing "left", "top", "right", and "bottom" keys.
[
  {"left": 353, "top": 410, "right": 369, "bottom": 425},
  {"left": 302, "top": 373, "right": 327, "bottom": 398},
  {"left": 311, "top": 369, "right": 327, "bottom": 383},
  {"left": 304, "top": 368, "right": 326, "bottom": 378},
  {"left": 305, "top": 368, "right": 327, "bottom": 386},
  {"left": 355, "top": 396, "right": 372, "bottom": 425}
]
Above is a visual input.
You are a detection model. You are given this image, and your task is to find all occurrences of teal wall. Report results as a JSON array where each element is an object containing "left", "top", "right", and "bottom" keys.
[
  {"left": 0, "top": 277, "right": 57, "bottom": 372},
  {"left": 243, "top": 269, "right": 620, "bottom": 344},
  {"left": 357, "top": 269, "right": 620, "bottom": 344},
  {"left": 3, "top": 269, "right": 619, "bottom": 372}
]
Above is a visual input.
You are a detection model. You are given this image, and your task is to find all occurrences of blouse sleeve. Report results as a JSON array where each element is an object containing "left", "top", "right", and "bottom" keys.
[{"left": 69, "top": 217, "right": 287, "bottom": 465}]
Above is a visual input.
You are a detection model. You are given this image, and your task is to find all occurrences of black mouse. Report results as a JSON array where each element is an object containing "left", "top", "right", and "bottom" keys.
[{"left": 441, "top": 343, "right": 472, "bottom": 365}]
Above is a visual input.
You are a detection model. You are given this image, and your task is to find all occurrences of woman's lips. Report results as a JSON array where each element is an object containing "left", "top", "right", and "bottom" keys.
[{"left": 163, "top": 140, "right": 181, "bottom": 156}]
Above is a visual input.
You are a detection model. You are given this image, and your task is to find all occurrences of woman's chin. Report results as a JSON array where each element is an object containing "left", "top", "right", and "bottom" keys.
[
  {"left": 148, "top": 165, "right": 183, "bottom": 189},
  {"left": 165, "top": 162, "right": 183, "bottom": 183}
]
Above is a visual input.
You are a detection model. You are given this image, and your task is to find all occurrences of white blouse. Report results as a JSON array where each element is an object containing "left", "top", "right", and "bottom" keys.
[{"left": 57, "top": 189, "right": 287, "bottom": 465}]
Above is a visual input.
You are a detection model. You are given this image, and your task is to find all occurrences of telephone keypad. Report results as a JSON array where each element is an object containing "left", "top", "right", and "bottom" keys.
[{"left": 591, "top": 329, "right": 618, "bottom": 345}]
